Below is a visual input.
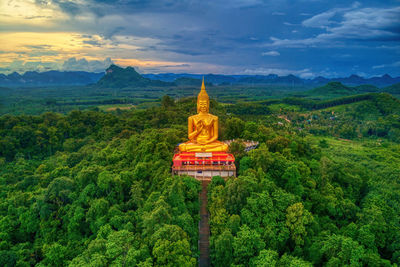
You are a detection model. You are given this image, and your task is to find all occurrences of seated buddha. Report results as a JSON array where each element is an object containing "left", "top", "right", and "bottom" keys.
[{"left": 179, "top": 78, "right": 228, "bottom": 152}]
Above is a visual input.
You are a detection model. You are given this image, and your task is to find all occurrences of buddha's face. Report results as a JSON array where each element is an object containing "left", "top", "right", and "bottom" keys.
[{"left": 198, "top": 100, "right": 209, "bottom": 113}]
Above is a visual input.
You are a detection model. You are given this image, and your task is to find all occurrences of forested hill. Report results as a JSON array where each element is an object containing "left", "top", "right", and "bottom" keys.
[
  {"left": 95, "top": 65, "right": 172, "bottom": 88},
  {"left": 302, "top": 82, "right": 400, "bottom": 98},
  {"left": 383, "top": 82, "right": 400, "bottom": 94},
  {"left": 1, "top": 93, "right": 399, "bottom": 161},
  {"left": 306, "top": 82, "right": 358, "bottom": 96},
  {"left": 1, "top": 95, "right": 400, "bottom": 266},
  {"left": 0, "top": 98, "right": 201, "bottom": 266}
]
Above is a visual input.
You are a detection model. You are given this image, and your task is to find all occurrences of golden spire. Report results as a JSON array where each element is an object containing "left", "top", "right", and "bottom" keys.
[{"left": 198, "top": 76, "right": 209, "bottom": 101}]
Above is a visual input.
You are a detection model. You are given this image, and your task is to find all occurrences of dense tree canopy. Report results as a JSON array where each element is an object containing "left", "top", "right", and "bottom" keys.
[
  {"left": 1, "top": 92, "right": 399, "bottom": 266},
  {"left": 207, "top": 119, "right": 400, "bottom": 266}
]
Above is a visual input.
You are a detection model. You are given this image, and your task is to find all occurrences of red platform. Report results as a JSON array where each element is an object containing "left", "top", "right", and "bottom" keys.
[
  {"left": 172, "top": 152, "right": 235, "bottom": 166},
  {"left": 172, "top": 151, "right": 236, "bottom": 180}
]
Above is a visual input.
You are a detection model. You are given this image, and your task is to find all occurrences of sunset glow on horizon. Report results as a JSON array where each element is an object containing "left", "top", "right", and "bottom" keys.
[{"left": 1, "top": 0, "right": 399, "bottom": 77}]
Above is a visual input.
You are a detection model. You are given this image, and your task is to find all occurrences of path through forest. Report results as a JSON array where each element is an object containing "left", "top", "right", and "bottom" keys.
[{"left": 199, "top": 180, "right": 210, "bottom": 267}]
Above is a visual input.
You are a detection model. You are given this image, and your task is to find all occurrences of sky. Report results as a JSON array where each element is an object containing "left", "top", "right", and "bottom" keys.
[{"left": 0, "top": 0, "right": 399, "bottom": 78}]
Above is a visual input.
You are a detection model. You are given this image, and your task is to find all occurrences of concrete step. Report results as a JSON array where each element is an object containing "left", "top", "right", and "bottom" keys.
[{"left": 198, "top": 180, "right": 211, "bottom": 267}]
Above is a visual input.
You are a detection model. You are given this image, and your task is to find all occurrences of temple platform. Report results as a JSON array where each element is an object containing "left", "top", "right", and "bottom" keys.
[{"left": 172, "top": 151, "right": 236, "bottom": 180}]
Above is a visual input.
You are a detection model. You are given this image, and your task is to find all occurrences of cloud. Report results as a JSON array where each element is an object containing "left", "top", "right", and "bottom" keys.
[
  {"left": 82, "top": 39, "right": 102, "bottom": 47},
  {"left": 4, "top": 60, "right": 60, "bottom": 73},
  {"left": 24, "top": 15, "right": 53, "bottom": 19},
  {"left": 214, "top": 0, "right": 265, "bottom": 9},
  {"left": 1, "top": 0, "right": 399, "bottom": 77},
  {"left": 158, "top": 64, "right": 191, "bottom": 68},
  {"left": 102, "top": 26, "right": 126, "bottom": 39},
  {"left": 19, "top": 44, "right": 59, "bottom": 57},
  {"left": 0, "top": 57, "right": 113, "bottom": 74},
  {"left": 36, "top": 0, "right": 206, "bottom": 18},
  {"left": 52, "top": 0, "right": 81, "bottom": 16},
  {"left": 372, "top": 61, "right": 400, "bottom": 69},
  {"left": 334, "top": 54, "right": 352, "bottom": 58},
  {"left": 283, "top": 22, "right": 298, "bottom": 26},
  {"left": 62, "top": 57, "right": 113, "bottom": 72},
  {"left": 267, "top": 5, "right": 400, "bottom": 48},
  {"left": 300, "top": 2, "right": 361, "bottom": 29},
  {"left": 302, "top": 9, "right": 338, "bottom": 29},
  {"left": 261, "top": 51, "right": 280, "bottom": 56},
  {"left": 25, "top": 45, "right": 53, "bottom": 50}
]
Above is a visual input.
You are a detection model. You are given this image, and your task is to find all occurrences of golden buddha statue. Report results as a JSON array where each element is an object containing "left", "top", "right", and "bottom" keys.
[{"left": 179, "top": 78, "right": 228, "bottom": 152}]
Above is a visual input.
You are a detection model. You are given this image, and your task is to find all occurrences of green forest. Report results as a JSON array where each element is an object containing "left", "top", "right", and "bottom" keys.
[{"left": 1, "top": 87, "right": 400, "bottom": 266}]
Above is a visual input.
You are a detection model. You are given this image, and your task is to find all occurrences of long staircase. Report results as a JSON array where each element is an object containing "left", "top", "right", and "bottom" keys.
[{"left": 199, "top": 180, "right": 211, "bottom": 267}]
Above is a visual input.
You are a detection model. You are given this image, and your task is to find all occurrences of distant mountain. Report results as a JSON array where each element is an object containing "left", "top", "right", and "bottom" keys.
[
  {"left": 327, "top": 74, "right": 400, "bottom": 87},
  {"left": 0, "top": 71, "right": 103, "bottom": 87},
  {"left": 144, "top": 73, "right": 400, "bottom": 87},
  {"left": 96, "top": 65, "right": 172, "bottom": 88},
  {"left": 174, "top": 77, "right": 213, "bottom": 86},
  {"left": 365, "top": 74, "right": 398, "bottom": 87},
  {"left": 1, "top": 66, "right": 399, "bottom": 88},
  {"left": 235, "top": 74, "right": 293, "bottom": 84},
  {"left": 142, "top": 73, "right": 238, "bottom": 84},
  {"left": 312, "top": 76, "right": 330, "bottom": 84},
  {"left": 174, "top": 77, "right": 200, "bottom": 86}
]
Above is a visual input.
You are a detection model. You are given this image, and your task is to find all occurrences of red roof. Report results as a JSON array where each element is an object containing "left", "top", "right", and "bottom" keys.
[{"left": 172, "top": 152, "right": 235, "bottom": 167}]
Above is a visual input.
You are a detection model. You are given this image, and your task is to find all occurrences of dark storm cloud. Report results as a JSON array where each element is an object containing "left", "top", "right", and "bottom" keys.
[
  {"left": 37, "top": 0, "right": 205, "bottom": 18},
  {"left": 34, "top": 0, "right": 81, "bottom": 16},
  {"left": 54, "top": 0, "right": 81, "bottom": 16},
  {"left": 11, "top": 0, "right": 400, "bottom": 77},
  {"left": 89, "top": 0, "right": 202, "bottom": 13}
]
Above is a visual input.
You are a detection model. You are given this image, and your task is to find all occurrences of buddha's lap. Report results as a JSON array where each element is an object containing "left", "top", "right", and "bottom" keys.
[{"left": 179, "top": 141, "right": 228, "bottom": 152}]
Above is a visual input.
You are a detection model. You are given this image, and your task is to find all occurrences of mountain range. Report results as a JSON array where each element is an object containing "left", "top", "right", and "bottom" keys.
[
  {"left": 0, "top": 65, "right": 399, "bottom": 88},
  {"left": 143, "top": 73, "right": 400, "bottom": 87},
  {"left": 0, "top": 71, "right": 104, "bottom": 87}
]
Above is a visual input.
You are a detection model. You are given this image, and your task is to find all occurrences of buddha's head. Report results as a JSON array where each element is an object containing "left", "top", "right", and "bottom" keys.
[{"left": 197, "top": 78, "right": 209, "bottom": 114}]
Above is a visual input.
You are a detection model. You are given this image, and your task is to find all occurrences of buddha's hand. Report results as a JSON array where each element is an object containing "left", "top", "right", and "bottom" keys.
[
  {"left": 197, "top": 139, "right": 207, "bottom": 145},
  {"left": 196, "top": 121, "right": 204, "bottom": 130}
]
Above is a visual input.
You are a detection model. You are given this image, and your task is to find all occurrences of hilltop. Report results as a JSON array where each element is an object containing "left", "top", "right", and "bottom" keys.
[
  {"left": 304, "top": 82, "right": 400, "bottom": 99},
  {"left": 307, "top": 82, "right": 358, "bottom": 97},
  {"left": 96, "top": 65, "right": 172, "bottom": 88},
  {"left": 382, "top": 82, "right": 400, "bottom": 95}
]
